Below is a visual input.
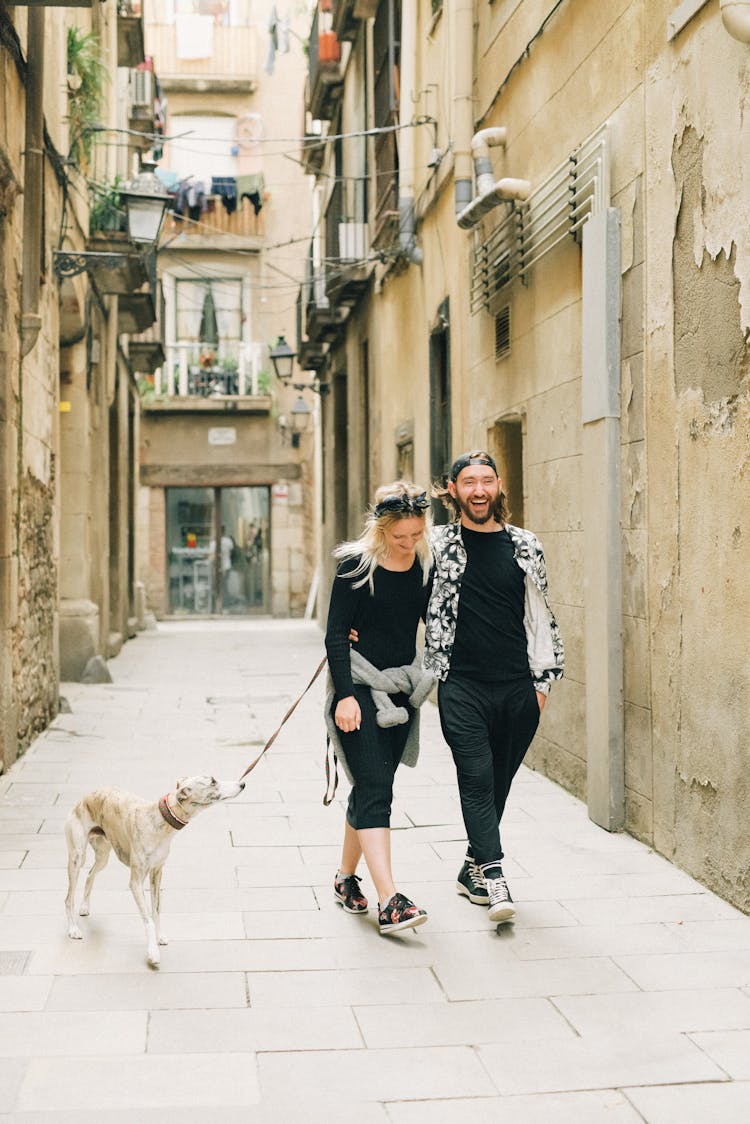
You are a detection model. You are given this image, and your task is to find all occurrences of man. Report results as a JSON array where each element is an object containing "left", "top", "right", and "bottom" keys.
[{"left": 425, "top": 451, "right": 564, "bottom": 925}]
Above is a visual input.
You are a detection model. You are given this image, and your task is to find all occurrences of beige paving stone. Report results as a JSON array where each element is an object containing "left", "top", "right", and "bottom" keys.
[
  {"left": 386, "top": 1089, "right": 642, "bottom": 1123},
  {"left": 258, "top": 1046, "right": 496, "bottom": 1102},
  {"left": 478, "top": 1029, "right": 726, "bottom": 1094},
  {"left": 625, "top": 1081, "right": 750, "bottom": 1123},
  {"left": 0, "top": 1010, "right": 147, "bottom": 1056},
  {"left": 0, "top": 851, "right": 25, "bottom": 869},
  {"left": 509, "top": 921, "right": 686, "bottom": 959},
  {"left": 666, "top": 918, "right": 750, "bottom": 952},
  {"left": 45, "top": 971, "right": 247, "bottom": 1010},
  {"left": 15, "top": 1053, "right": 260, "bottom": 1112},
  {"left": 433, "top": 954, "right": 639, "bottom": 1001},
  {"left": 148, "top": 1004, "right": 363, "bottom": 1053},
  {"left": 0, "top": 1058, "right": 26, "bottom": 1113},
  {"left": 561, "top": 892, "right": 742, "bottom": 925},
  {"left": 688, "top": 1029, "right": 750, "bottom": 1078},
  {"left": 615, "top": 950, "right": 750, "bottom": 991},
  {"left": 354, "top": 997, "right": 573, "bottom": 1048},
  {"left": 5, "top": 1108, "right": 389, "bottom": 1124},
  {"left": 0, "top": 977, "right": 53, "bottom": 1012},
  {"left": 555, "top": 987, "right": 750, "bottom": 1036},
  {"left": 247, "top": 967, "right": 444, "bottom": 1008}
]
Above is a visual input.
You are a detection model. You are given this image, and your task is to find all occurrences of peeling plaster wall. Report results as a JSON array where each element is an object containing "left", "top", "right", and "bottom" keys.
[{"left": 646, "top": 11, "right": 750, "bottom": 910}]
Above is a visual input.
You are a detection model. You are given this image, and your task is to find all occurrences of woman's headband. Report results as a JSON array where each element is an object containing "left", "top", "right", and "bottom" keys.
[{"left": 373, "top": 491, "right": 430, "bottom": 518}]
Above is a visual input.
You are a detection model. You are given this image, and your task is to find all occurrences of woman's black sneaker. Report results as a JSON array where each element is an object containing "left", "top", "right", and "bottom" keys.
[
  {"left": 333, "top": 872, "right": 368, "bottom": 914},
  {"left": 378, "top": 892, "right": 428, "bottom": 935}
]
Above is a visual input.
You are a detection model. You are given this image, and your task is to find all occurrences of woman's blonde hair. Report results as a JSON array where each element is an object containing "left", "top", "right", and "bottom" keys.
[{"left": 333, "top": 480, "right": 432, "bottom": 592}]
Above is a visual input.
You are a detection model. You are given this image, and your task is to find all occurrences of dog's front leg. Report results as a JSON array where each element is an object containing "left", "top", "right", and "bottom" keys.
[
  {"left": 129, "top": 867, "right": 161, "bottom": 969},
  {"left": 64, "top": 820, "right": 86, "bottom": 940},
  {"left": 150, "top": 866, "right": 168, "bottom": 947}
]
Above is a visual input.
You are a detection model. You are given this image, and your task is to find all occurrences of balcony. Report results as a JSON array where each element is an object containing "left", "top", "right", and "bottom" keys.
[
  {"left": 153, "top": 341, "right": 271, "bottom": 409},
  {"left": 296, "top": 287, "right": 328, "bottom": 372},
  {"left": 146, "top": 22, "right": 258, "bottom": 94},
  {"left": 332, "top": 0, "right": 377, "bottom": 43},
  {"left": 163, "top": 194, "right": 263, "bottom": 251},
  {"left": 307, "top": 4, "right": 344, "bottom": 122},
  {"left": 128, "top": 66, "right": 156, "bottom": 149},
  {"left": 324, "top": 179, "right": 371, "bottom": 308},
  {"left": 118, "top": 0, "right": 145, "bottom": 68},
  {"left": 300, "top": 109, "right": 327, "bottom": 178}
]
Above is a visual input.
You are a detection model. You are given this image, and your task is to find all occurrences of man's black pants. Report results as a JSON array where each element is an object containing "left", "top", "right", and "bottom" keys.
[{"left": 438, "top": 674, "right": 540, "bottom": 866}]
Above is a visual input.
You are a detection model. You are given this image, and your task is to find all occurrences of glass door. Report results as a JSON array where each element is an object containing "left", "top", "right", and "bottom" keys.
[
  {"left": 220, "top": 486, "right": 270, "bottom": 615},
  {"left": 165, "top": 486, "right": 270, "bottom": 615}
]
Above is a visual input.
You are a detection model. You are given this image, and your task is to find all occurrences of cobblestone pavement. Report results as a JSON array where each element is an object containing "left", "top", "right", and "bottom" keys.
[{"left": 0, "top": 619, "right": 749, "bottom": 1121}]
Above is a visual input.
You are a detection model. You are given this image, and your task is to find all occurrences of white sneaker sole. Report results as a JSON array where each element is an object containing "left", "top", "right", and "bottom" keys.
[
  {"left": 334, "top": 892, "right": 368, "bottom": 916},
  {"left": 456, "top": 881, "right": 489, "bottom": 906},
  {"left": 488, "top": 902, "right": 515, "bottom": 924},
  {"left": 379, "top": 912, "right": 428, "bottom": 935}
]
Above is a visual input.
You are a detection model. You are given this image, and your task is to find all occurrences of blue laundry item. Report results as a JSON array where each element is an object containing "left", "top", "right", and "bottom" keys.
[
  {"left": 156, "top": 168, "right": 179, "bottom": 191},
  {"left": 211, "top": 176, "right": 238, "bottom": 215}
]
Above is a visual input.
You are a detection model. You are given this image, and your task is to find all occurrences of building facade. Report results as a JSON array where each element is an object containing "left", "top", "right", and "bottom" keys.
[
  {"left": 1, "top": 0, "right": 153, "bottom": 770},
  {"left": 300, "top": 0, "right": 750, "bottom": 910},
  {"left": 137, "top": 0, "right": 316, "bottom": 619}
]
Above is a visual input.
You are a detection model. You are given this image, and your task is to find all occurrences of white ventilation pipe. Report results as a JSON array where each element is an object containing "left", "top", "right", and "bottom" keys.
[
  {"left": 456, "top": 127, "right": 531, "bottom": 229},
  {"left": 452, "top": 0, "right": 475, "bottom": 217},
  {"left": 721, "top": 0, "right": 750, "bottom": 42},
  {"left": 471, "top": 128, "right": 507, "bottom": 193}
]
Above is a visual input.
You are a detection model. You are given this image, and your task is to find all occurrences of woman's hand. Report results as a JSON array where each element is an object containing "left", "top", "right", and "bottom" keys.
[
  {"left": 348, "top": 628, "right": 359, "bottom": 645},
  {"left": 335, "top": 696, "right": 361, "bottom": 733}
]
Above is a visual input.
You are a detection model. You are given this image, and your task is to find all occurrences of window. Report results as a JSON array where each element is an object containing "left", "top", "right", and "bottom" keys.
[
  {"left": 166, "top": 0, "right": 253, "bottom": 27},
  {"left": 175, "top": 278, "right": 242, "bottom": 344},
  {"left": 167, "top": 116, "right": 237, "bottom": 181}
]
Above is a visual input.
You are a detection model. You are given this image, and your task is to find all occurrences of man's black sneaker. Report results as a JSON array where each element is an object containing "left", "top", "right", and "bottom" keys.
[
  {"left": 378, "top": 892, "right": 428, "bottom": 935},
  {"left": 485, "top": 871, "right": 515, "bottom": 924},
  {"left": 456, "top": 858, "right": 489, "bottom": 905},
  {"left": 333, "top": 872, "right": 368, "bottom": 914}
]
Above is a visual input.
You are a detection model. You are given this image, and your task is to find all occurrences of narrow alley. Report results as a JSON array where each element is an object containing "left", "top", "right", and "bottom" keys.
[{"left": 0, "top": 620, "right": 749, "bottom": 1120}]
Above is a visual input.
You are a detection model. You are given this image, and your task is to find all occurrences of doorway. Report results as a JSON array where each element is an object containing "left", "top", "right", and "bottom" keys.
[{"left": 165, "top": 485, "right": 270, "bottom": 615}]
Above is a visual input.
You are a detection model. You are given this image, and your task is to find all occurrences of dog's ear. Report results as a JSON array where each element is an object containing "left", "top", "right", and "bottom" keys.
[{"left": 176, "top": 777, "right": 187, "bottom": 790}]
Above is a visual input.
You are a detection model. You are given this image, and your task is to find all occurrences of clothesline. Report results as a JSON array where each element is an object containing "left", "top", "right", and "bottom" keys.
[{"left": 156, "top": 170, "right": 266, "bottom": 221}]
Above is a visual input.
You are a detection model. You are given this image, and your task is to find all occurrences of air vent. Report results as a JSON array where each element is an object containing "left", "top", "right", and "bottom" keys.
[{"left": 495, "top": 306, "right": 511, "bottom": 361}]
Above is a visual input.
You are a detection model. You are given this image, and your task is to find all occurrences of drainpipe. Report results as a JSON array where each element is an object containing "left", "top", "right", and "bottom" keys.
[
  {"left": 720, "top": 0, "right": 750, "bottom": 41},
  {"left": 456, "top": 126, "right": 531, "bottom": 229},
  {"left": 397, "top": 0, "right": 422, "bottom": 264},
  {"left": 452, "top": 0, "right": 474, "bottom": 218},
  {"left": 21, "top": 6, "right": 44, "bottom": 357}
]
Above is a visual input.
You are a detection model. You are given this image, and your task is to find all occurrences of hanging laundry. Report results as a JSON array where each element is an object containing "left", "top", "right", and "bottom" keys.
[
  {"left": 210, "top": 176, "right": 238, "bottom": 215},
  {"left": 237, "top": 172, "right": 265, "bottom": 215},
  {"left": 266, "top": 5, "right": 279, "bottom": 75},
  {"left": 173, "top": 178, "right": 208, "bottom": 223}
]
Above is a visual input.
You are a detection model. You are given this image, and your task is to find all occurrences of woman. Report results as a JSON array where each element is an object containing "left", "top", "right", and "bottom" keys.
[{"left": 325, "top": 481, "right": 434, "bottom": 935}]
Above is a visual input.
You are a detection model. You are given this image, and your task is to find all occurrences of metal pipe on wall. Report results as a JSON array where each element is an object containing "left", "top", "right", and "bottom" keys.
[
  {"left": 398, "top": 0, "right": 422, "bottom": 263},
  {"left": 20, "top": 6, "right": 44, "bottom": 358},
  {"left": 452, "top": 0, "right": 475, "bottom": 217}
]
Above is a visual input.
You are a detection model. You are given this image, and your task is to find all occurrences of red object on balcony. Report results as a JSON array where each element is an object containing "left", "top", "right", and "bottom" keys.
[
  {"left": 320, "top": 0, "right": 333, "bottom": 10},
  {"left": 318, "top": 30, "right": 341, "bottom": 63}
]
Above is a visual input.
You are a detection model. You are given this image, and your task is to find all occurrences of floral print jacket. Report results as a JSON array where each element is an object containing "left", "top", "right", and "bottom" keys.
[{"left": 424, "top": 521, "right": 565, "bottom": 693}]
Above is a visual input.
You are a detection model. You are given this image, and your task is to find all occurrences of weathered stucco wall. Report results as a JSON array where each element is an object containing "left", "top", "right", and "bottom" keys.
[{"left": 645, "top": 8, "right": 750, "bottom": 908}]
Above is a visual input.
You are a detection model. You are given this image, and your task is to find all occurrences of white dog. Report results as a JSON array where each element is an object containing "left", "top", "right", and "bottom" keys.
[{"left": 64, "top": 775, "right": 244, "bottom": 968}]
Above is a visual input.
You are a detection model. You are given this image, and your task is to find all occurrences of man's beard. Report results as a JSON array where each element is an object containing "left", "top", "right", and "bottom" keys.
[{"left": 456, "top": 493, "right": 501, "bottom": 525}]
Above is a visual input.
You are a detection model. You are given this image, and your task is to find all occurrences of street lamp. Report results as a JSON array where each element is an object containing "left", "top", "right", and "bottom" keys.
[
  {"left": 280, "top": 394, "right": 312, "bottom": 449},
  {"left": 119, "top": 159, "right": 171, "bottom": 245},
  {"left": 269, "top": 334, "right": 296, "bottom": 383}
]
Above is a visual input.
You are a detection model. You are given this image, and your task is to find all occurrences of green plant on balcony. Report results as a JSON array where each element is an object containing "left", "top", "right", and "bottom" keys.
[
  {"left": 67, "top": 27, "right": 109, "bottom": 169},
  {"left": 256, "top": 369, "right": 271, "bottom": 394},
  {"left": 88, "top": 176, "right": 125, "bottom": 235}
]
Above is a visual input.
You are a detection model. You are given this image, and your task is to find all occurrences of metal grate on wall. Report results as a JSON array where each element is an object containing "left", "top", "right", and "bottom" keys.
[
  {"left": 471, "top": 125, "right": 610, "bottom": 315},
  {"left": 495, "top": 306, "right": 510, "bottom": 360}
]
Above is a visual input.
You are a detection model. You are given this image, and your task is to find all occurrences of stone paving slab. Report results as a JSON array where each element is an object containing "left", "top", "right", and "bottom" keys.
[{"left": 0, "top": 618, "right": 749, "bottom": 1120}]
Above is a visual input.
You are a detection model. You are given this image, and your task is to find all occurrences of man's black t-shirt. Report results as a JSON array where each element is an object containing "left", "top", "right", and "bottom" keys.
[{"left": 449, "top": 526, "right": 529, "bottom": 682}]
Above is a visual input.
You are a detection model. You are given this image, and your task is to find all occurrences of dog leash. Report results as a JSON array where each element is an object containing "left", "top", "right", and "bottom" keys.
[{"left": 238, "top": 655, "right": 328, "bottom": 782}]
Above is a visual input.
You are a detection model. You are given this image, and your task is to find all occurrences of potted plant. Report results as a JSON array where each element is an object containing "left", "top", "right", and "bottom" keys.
[
  {"left": 67, "top": 27, "right": 108, "bottom": 170},
  {"left": 88, "top": 176, "right": 125, "bottom": 235}
]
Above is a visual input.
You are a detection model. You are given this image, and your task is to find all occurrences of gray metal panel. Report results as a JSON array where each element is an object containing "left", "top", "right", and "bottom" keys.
[{"left": 582, "top": 208, "right": 622, "bottom": 423}]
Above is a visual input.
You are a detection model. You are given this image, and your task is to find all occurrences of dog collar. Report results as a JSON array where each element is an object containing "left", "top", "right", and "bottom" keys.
[{"left": 158, "top": 795, "right": 189, "bottom": 830}]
